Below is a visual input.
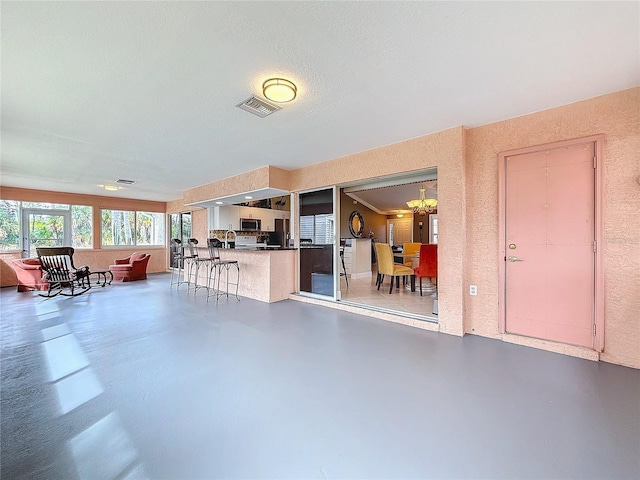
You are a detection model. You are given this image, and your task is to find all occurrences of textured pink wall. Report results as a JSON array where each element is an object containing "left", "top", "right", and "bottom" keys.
[
  {"left": 191, "top": 208, "right": 208, "bottom": 245},
  {"left": 465, "top": 87, "right": 640, "bottom": 368},
  {"left": 5, "top": 90, "right": 637, "bottom": 368},
  {"left": 183, "top": 166, "right": 290, "bottom": 206},
  {"left": 289, "top": 126, "right": 467, "bottom": 336}
]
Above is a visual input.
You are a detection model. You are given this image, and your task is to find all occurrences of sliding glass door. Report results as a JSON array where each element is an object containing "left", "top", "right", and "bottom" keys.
[
  {"left": 169, "top": 212, "right": 192, "bottom": 268},
  {"left": 298, "top": 188, "right": 337, "bottom": 299}
]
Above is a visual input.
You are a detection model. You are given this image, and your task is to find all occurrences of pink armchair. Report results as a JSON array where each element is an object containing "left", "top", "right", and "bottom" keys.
[
  {"left": 11, "top": 258, "right": 49, "bottom": 292},
  {"left": 109, "top": 252, "right": 151, "bottom": 282}
]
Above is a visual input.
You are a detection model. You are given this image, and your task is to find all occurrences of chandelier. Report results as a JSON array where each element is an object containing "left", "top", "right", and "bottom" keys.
[{"left": 406, "top": 188, "right": 437, "bottom": 215}]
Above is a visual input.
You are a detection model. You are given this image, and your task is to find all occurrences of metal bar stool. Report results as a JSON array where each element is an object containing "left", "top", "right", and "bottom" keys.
[
  {"left": 339, "top": 241, "right": 349, "bottom": 288},
  {"left": 205, "top": 239, "right": 221, "bottom": 297},
  {"left": 186, "top": 238, "right": 215, "bottom": 296},
  {"left": 206, "top": 245, "right": 240, "bottom": 303},
  {"left": 170, "top": 238, "right": 190, "bottom": 289}
]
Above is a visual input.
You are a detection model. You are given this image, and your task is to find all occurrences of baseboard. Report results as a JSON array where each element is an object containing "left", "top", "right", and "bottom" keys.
[
  {"left": 502, "top": 333, "right": 600, "bottom": 362},
  {"left": 349, "top": 271, "right": 372, "bottom": 280}
]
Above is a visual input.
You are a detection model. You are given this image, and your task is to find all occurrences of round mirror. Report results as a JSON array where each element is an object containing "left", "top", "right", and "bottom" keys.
[{"left": 348, "top": 211, "right": 365, "bottom": 238}]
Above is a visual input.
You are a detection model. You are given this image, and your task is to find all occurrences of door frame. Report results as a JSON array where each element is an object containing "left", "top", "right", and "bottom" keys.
[
  {"left": 168, "top": 211, "right": 192, "bottom": 268},
  {"left": 296, "top": 186, "right": 338, "bottom": 301},
  {"left": 21, "top": 208, "right": 72, "bottom": 258},
  {"left": 498, "top": 135, "right": 604, "bottom": 352}
]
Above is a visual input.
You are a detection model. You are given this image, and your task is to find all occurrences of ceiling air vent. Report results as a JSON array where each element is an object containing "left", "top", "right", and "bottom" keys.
[
  {"left": 236, "top": 96, "right": 281, "bottom": 118},
  {"left": 116, "top": 179, "right": 136, "bottom": 185}
]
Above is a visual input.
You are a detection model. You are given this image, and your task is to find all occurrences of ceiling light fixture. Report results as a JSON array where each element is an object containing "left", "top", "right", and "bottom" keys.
[
  {"left": 244, "top": 196, "right": 253, "bottom": 200},
  {"left": 262, "top": 78, "right": 297, "bottom": 103},
  {"left": 99, "top": 184, "right": 120, "bottom": 191},
  {"left": 215, "top": 201, "right": 224, "bottom": 205},
  {"left": 406, "top": 188, "right": 437, "bottom": 216}
]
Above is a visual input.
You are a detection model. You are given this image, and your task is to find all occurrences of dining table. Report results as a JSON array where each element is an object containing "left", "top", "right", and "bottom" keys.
[
  {"left": 389, "top": 252, "right": 419, "bottom": 292},
  {"left": 394, "top": 251, "right": 436, "bottom": 293}
]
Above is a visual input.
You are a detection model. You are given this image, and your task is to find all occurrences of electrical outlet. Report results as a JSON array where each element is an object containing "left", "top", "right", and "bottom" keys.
[{"left": 469, "top": 285, "right": 478, "bottom": 296}]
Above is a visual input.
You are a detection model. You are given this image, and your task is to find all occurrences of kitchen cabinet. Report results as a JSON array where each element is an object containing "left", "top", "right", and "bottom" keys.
[
  {"left": 208, "top": 206, "right": 240, "bottom": 230},
  {"left": 209, "top": 206, "right": 290, "bottom": 231},
  {"left": 261, "top": 209, "right": 290, "bottom": 231},
  {"left": 342, "top": 238, "right": 371, "bottom": 279},
  {"left": 239, "top": 206, "right": 253, "bottom": 219}
]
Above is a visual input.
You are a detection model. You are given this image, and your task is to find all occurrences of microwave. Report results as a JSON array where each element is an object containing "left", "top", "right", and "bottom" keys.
[{"left": 240, "top": 218, "right": 261, "bottom": 231}]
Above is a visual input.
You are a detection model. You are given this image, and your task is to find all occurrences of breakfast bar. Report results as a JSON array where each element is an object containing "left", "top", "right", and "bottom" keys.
[{"left": 189, "top": 247, "right": 296, "bottom": 303}]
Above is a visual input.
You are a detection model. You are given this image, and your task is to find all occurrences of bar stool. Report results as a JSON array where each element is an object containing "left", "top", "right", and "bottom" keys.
[
  {"left": 206, "top": 245, "right": 240, "bottom": 303},
  {"left": 169, "top": 238, "right": 186, "bottom": 288},
  {"left": 204, "top": 239, "right": 221, "bottom": 297},
  {"left": 186, "top": 239, "right": 214, "bottom": 295},
  {"left": 339, "top": 240, "right": 349, "bottom": 288}
]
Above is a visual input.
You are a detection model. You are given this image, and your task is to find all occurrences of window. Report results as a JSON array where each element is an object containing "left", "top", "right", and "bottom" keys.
[
  {"left": 101, "top": 209, "right": 165, "bottom": 246},
  {"left": 429, "top": 214, "right": 438, "bottom": 244},
  {"left": 72, "top": 206, "right": 93, "bottom": 248},
  {"left": 102, "top": 210, "right": 136, "bottom": 246},
  {"left": 22, "top": 202, "right": 69, "bottom": 210},
  {"left": 0, "top": 200, "right": 20, "bottom": 251},
  {"left": 136, "top": 212, "right": 165, "bottom": 245},
  {"left": 1, "top": 201, "right": 92, "bottom": 251},
  {"left": 300, "top": 214, "right": 334, "bottom": 245}
]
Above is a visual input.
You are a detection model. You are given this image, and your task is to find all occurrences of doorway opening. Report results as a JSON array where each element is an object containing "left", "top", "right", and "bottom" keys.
[{"left": 337, "top": 169, "right": 438, "bottom": 321}]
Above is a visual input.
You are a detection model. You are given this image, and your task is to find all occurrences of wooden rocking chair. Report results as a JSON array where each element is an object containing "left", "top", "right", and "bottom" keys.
[{"left": 36, "top": 247, "right": 91, "bottom": 297}]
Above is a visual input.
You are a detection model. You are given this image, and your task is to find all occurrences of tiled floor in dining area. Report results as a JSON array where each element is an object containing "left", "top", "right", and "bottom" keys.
[{"left": 339, "top": 265, "right": 437, "bottom": 320}]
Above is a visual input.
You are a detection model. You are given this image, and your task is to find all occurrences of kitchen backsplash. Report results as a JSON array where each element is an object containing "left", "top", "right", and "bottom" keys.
[{"left": 209, "top": 230, "right": 267, "bottom": 240}]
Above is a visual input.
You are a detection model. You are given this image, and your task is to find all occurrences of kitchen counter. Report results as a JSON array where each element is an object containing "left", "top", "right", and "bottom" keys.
[
  {"left": 189, "top": 246, "right": 296, "bottom": 303},
  {"left": 232, "top": 246, "right": 296, "bottom": 251}
]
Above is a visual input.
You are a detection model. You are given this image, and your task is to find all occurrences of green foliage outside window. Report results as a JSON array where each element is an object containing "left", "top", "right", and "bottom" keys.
[
  {"left": 102, "top": 210, "right": 136, "bottom": 246},
  {"left": 0, "top": 200, "right": 20, "bottom": 251},
  {"left": 101, "top": 210, "right": 164, "bottom": 246},
  {"left": 72, "top": 206, "right": 93, "bottom": 248},
  {"left": 0, "top": 201, "right": 165, "bottom": 251}
]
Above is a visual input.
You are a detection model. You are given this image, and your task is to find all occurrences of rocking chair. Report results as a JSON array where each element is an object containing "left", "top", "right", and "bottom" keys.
[{"left": 36, "top": 247, "right": 91, "bottom": 297}]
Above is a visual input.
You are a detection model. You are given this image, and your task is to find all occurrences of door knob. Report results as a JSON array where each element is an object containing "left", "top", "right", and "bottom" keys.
[{"left": 508, "top": 256, "right": 523, "bottom": 262}]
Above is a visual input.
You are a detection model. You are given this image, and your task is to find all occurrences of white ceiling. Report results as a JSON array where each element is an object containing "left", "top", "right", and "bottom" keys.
[{"left": 2, "top": 2, "right": 638, "bottom": 202}]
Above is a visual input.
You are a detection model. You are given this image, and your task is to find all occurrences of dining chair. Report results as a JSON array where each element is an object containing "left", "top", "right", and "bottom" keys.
[
  {"left": 374, "top": 243, "right": 415, "bottom": 293},
  {"left": 413, "top": 244, "right": 437, "bottom": 296},
  {"left": 402, "top": 242, "right": 421, "bottom": 267}
]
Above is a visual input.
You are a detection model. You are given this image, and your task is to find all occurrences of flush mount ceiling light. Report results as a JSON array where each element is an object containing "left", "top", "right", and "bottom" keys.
[
  {"left": 99, "top": 184, "right": 120, "bottom": 191},
  {"left": 406, "top": 188, "right": 437, "bottom": 216},
  {"left": 262, "top": 78, "right": 297, "bottom": 103}
]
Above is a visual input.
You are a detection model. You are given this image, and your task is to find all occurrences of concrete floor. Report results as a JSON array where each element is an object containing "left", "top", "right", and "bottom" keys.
[{"left": 1, "top": 273, "right": 638, "bottom": 480}]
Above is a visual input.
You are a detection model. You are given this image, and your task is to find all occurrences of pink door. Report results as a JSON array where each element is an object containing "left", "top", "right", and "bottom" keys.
[{"left": 504, "top": 142, "right": 595, "bottom": 347}]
